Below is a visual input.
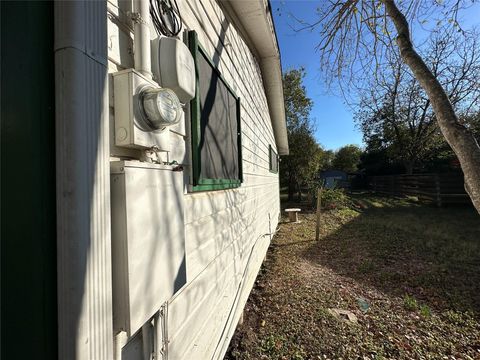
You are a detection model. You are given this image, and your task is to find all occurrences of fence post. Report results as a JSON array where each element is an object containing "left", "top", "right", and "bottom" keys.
[
  {"left": 435, "top": 174, "right": 442, "bottom": 207},
  {"left": 315, "top": 187, "right": 322, "bottom": 241}
]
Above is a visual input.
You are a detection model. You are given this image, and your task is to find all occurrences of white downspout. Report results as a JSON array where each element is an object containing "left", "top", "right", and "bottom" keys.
[
  {"left": 55, "top": 1, "right": 113, "bottom": 359},
  {"left": 133, "top": 0, "right": 152, "bottom": 79}
]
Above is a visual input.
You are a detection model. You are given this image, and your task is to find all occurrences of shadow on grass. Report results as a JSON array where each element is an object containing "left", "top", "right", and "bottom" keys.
[{"left": 302, "top": 195, "right": 480, "bottom": 316}]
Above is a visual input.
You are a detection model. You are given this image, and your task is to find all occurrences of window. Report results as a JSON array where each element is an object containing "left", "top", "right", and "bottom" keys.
[
  {"left": 269, "top": 145, "right": 279, "bottom": 173},
  {"left": 188, "top": 31, "right": 242, "bottom": 191}
]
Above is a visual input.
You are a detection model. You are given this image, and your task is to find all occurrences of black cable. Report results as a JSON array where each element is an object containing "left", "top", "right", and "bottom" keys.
[{"left": 150, "top": 0, "right": 183, "bottom": 37}]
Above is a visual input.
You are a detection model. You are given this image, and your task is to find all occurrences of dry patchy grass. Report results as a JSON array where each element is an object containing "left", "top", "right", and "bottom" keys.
[{"left": 225, "top": 194, "right": 480, "bottom": 360}]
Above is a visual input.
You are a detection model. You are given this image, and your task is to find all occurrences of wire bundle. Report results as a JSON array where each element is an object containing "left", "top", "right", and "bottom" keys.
[{"left": 149, "top": 0, "right": 183, "bottom": 37}]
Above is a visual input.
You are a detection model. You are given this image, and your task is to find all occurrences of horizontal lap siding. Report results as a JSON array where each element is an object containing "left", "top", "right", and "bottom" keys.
[
  {"left": 185, "top": 185, "right": 279, "bottom": 279},
  {"left": 107, "top": 0, "right": 280, "bottom": 359},
  {"left": 170, "top": 1, "right": 280, "bottom": 357},
  {"left": 169, "top": 197, "right": 275, "bottom": 360}
]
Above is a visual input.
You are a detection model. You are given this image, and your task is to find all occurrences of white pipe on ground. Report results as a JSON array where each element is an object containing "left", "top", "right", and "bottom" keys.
[{"left": 133, "top": 0, "right": 152, "bottom": 79}]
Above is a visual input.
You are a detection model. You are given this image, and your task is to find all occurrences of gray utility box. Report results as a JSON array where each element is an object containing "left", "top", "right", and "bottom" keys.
[{"left": 111, "top": 160, "right": 186, "bottom": 335}]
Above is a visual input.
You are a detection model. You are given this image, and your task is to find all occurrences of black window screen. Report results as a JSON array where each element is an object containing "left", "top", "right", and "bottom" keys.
[
  {"left": 269, "top": 145, "right": 278, "bottom": 173},
  {"left": 189, "top": 30, "right": 242, "bottom": 191},
  {"left": 197, "top": 52, "right": 239, "bottom": 180}
]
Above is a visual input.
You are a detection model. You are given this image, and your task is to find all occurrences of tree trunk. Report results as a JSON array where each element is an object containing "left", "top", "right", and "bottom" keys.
[
  {"left": 297, "top": 181, "right": 302, "bottom": 202},
  {"left": 384, "top": 0, "right": 480, "bottom": 214},
  {"left": 288, "top": 180, "right": 295, "bottom": 202},
  {"left": 404, "top": 160, "right": 414, "bottom": 175}
]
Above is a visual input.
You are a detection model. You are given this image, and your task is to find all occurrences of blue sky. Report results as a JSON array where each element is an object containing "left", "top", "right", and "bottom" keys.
[
  {"left": 272, "top": 1, "right": 363, "bottom": 151},
  {"left": 271, "top": 1, "right": 480, "bottom": 151}
]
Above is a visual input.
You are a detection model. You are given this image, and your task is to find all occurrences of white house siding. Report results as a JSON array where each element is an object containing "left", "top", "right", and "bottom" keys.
[{"left": 107, "top": 0, "right": 281, "bottom": 359}]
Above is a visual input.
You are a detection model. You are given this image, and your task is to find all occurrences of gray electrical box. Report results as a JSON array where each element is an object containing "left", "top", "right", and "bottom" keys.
[
  {"left": 110, "top": 160, "right": 186, "bottom": 335},
  {"left": 112, "top": 69, "right": 172, "bottom": 151},
  {"left": 151, "top": 36, "right": 196, "bottom": 103}
]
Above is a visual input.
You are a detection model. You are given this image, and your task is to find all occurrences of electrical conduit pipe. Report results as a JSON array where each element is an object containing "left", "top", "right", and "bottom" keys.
[{"left": 133, "top": 0, "right": 152, "bottom": 79}]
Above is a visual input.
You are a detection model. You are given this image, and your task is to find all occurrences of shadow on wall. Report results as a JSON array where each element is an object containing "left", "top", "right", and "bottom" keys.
[{"left": 163, "top": 2, "right": 282, "bottom": 358}]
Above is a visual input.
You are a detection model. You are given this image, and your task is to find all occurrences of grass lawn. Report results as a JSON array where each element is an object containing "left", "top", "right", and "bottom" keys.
[{"left": 225, "top": 194, "right": 480, "bottom": 359}]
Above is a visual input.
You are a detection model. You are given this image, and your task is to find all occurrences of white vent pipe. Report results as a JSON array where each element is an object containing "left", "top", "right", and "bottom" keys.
[{"left": 133, "top": 0, "right": 152, "bottom": 79}]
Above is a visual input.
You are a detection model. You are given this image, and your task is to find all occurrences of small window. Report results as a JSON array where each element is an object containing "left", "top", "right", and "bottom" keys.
[
  {"left": 269, "top": 145, "right": 278, "bottom": 173},
  {"left": 188, "top": 31, "right": 242, "bottom": 191}
]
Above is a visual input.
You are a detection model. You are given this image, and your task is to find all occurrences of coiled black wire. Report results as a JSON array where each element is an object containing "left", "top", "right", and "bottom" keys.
[{"left": 150, "top": 0, "right": 183, "bottom": 37}]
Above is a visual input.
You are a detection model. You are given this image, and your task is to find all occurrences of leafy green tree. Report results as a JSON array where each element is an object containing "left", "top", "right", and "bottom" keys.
[
  {"left": 355, "top": 28, "right": 480, "bottom": 174},
  {"left": 359, "top": 134, "right": 406, "bottom": 175},
  {"left": 332, "top": 144, "right": 362, "bottom": 173},
  {"left": 320, "top": 149, "right": 335, "bottom": 170},
  {"left": 287, "top": 0, "right": 480, "bottom": 211},
  {"left": 281, "top": 68, "right": 324, "bottom": 201}
]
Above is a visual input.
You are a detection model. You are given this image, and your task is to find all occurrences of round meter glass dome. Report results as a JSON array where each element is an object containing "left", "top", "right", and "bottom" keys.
[{"left": 140, "top": 87, "right": 182, "bottom": 130}]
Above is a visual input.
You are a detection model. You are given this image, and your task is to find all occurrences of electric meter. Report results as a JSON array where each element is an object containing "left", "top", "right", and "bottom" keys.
[
  {"left": 112, "top": 69, "right": 179, "bottom": 150},
  {"left": 140, "top": 87, "right": 182, "bottom": 130}
]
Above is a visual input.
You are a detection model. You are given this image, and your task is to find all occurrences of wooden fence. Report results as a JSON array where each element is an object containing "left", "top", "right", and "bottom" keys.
[{"left": 368, "top": 173, "right": 471, "bottom": 207}]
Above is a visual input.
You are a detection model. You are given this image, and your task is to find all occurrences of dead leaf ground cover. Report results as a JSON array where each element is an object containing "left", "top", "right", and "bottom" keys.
[{"left": 225, "top": 194, "right": 480, "bottom": 359}]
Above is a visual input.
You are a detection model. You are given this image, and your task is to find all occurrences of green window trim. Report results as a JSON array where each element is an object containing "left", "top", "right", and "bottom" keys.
[
  {"left": 188, "top": 30, "right": 243, "bottom": 192},
  {"left": 269, "top": 144, "right": 279, "bottom": 174}
]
